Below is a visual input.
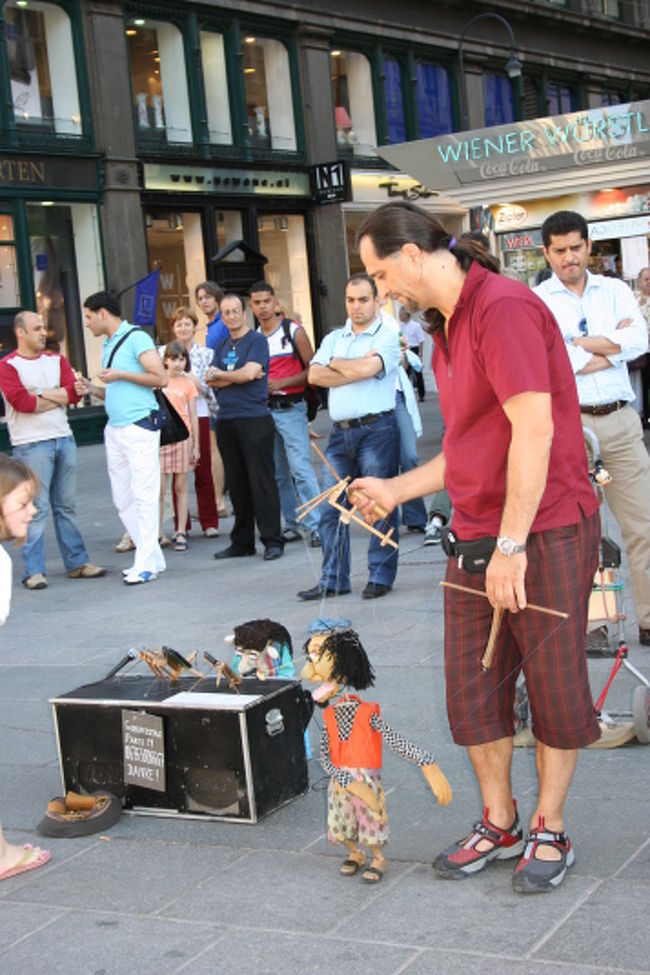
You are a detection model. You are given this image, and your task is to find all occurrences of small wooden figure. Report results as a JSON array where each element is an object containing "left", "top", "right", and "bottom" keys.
[
  {"left": 301, "top": 620, "right": 451, "bottom": 884},
  {"left": 138, "top": 646, "right": 201, "bottom": 682}
]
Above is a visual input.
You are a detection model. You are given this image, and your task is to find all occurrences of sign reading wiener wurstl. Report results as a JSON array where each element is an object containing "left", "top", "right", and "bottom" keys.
[{"left": 378, "top": 100, "right": 650, "bottom": 191}]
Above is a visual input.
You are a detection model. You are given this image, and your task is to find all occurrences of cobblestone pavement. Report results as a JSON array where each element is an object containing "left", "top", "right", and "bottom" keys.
[{"left": 0, "top": 395, "right": 648, "bottom": 974}]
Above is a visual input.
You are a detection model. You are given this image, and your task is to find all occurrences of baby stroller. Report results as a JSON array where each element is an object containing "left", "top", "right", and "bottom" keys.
[
  {"left": 514, "top": 428, "right": 649, "bottom": 747},
  {"left": 582, "top": 428, "right": 649, "bottom": 745}
]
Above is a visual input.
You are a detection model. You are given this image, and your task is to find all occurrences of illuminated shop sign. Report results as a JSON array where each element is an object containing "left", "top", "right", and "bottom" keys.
[
  {"left": 492, "top": 184, "right": 650, "bottom": 232},
  {"left": 378, "top": 100, "right": 650, "bottom": 191},
  {"left": 144, "top": 164, "right": 310, "bottom": 197}
]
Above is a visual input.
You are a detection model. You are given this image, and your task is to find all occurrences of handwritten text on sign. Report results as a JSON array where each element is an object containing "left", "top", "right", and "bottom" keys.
[{"left": 122, "top": 710, "right": 166, "bottom": 792}]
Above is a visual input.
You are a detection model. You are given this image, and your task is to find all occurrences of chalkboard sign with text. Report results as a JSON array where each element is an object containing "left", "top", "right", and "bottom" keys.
[{"left": 122, "top": 710, "right": 165, "bottom": 792}]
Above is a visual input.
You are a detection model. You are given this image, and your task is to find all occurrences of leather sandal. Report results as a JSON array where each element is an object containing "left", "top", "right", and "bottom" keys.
[
  {"left": 362, "top": 858, "right": 386, "bottom": 884},
  {"left": 340, "top": 854, "right": 365, "bottom": 876}
]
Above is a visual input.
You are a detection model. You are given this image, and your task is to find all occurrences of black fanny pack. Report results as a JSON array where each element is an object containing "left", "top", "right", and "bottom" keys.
[{"left": 441, "top": 528, "right": 496, "bottom": 574}]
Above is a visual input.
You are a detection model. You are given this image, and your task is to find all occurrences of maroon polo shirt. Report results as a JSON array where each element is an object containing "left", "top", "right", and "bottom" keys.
[{"left": 432, "top": 262, "right": 598, "bottom": 540}]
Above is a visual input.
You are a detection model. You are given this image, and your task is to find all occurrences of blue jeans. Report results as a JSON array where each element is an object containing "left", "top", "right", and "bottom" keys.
[
  {"left": 13, "top": 436, "right": 88, "bottom": 580},
  {"left": 395, "top": 391, "right": 427, "bottom": 529},
  {"left": 319, "top": 413, "right": 399, "bottom": 590},
  {"left": 271, "top": 400, "right": 321, "bottom": 534}
]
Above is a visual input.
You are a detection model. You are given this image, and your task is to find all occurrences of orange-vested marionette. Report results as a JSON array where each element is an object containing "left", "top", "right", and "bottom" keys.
[{"left": 301, "top": 620, "right": 452, "bottom": 884}]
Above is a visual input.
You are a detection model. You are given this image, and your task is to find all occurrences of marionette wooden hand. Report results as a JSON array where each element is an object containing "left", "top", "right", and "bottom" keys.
[
  {"left": 346, "top": 780, "right": 381, "bottom": 813},
  {"left": 422, "top": 763, "right": 452, "bottom": 806}
]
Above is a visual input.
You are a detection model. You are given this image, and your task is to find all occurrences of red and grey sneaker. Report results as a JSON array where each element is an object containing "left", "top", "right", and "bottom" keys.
[
  {"left": 512, "top": 816, "right": 574, "bottom": 894},
  {"left": 433, "top": 802, "right": 524, "bottom": 879}
]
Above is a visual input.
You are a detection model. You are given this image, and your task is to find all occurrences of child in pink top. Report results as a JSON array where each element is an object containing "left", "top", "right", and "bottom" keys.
[{"left": 160, "top": 341, "right": 199, "bottom": 551}]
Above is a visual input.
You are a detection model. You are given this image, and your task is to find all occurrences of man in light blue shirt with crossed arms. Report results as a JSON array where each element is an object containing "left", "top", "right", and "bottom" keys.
[{"left": 298, "top": 274, "right": 401, "bottom": 601}]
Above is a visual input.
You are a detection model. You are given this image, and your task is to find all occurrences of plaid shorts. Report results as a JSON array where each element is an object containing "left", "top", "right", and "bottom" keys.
[{"left": 444, "top": 511, "right": 601, "bottom": 749}]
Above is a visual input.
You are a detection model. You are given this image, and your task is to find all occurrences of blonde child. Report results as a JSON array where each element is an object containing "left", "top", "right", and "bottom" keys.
[
  {"left": 0, "top": 455, "right": 51, "bottom": 882},
  {"left": 160, "top": 341, "right": 199, "bottom": 551}
]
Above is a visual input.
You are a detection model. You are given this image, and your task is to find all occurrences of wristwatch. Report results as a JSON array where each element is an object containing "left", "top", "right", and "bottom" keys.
[
  {"left": 496, "top": 535, "right": 526, "bottom": 556},
  {"left": 35, "top": 387, "right": 43, "bottom": 397}
]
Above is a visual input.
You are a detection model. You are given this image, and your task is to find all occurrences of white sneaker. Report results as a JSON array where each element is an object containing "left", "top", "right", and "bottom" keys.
[
  {"left": 424, "top": 523, "right": 443, "bottom": 546},
  {"left": 204, "top": 527, "right": 219, "bottom": 538},
  {"left": 123, "top": 570, "right": 158, "bottom": 586}
]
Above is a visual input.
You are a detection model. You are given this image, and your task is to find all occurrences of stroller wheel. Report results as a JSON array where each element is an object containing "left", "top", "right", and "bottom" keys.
[{"left": 632, "top": 685, "right": 650, "bottom": 744}]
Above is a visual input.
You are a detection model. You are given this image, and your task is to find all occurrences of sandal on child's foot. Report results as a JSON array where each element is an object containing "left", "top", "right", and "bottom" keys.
[
  {"left": 340, "top": 854, "right": 365, "bottom": 876},
  {"left": 362, "top": 858, "right": 386, "bottom": 884},
  {"left": 174, "top": 533, "right": 188, "bottom": 551}
]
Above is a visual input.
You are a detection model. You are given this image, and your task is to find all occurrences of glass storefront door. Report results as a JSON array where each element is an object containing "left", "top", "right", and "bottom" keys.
[
  {"left": 0, "top": 213, "right": 21, "bottom": 310},
  {"left": 26, "top": 202, "right": 90, "bottom": 371},
  {"left": 144, "top": 205, "right": 314, "bottom": 344},
  {"left": 257, "top": 212, "right": 313, "bottom": 342},
  {"left": 145, "top": 210, "right": 207, "bottom": 342}
]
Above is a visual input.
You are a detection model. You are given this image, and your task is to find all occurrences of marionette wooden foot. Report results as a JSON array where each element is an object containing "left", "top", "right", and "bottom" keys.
[
  {"left": 362, "top": 850, "right": 387, "bottom": 884},
  {"left": 340, "top": 842, "right": 366, "bottom": 876}
]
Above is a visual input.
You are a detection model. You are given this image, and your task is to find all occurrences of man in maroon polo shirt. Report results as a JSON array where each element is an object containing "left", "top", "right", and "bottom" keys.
[{"left": 353, "top": 201, "right": 600, "bottom": 896}]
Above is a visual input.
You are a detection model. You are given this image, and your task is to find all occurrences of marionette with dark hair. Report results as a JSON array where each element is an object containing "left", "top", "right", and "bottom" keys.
[
  {"left": 226, "top": 618, "right": 294, "bottom": 680},
  {"left": 301, "top": 621, "right": 452, "bottom": 884}
]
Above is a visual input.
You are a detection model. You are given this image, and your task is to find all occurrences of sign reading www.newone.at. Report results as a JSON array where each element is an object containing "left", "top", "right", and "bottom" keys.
[{"left": 377, "top": 100, "right": 650, "bottom": 195}]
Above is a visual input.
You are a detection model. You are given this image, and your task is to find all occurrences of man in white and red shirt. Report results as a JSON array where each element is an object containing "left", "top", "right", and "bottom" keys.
[
  {"left": 250, "top": 281, "right": 321, "bottom": 547},
  {"left": 0, "top": 311, "right": 104, "bottom": 589}
]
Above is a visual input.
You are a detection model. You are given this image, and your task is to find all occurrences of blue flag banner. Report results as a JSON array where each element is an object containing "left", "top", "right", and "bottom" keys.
[{"left": 133, "top": 269, "right": 160, "bottom": 326}]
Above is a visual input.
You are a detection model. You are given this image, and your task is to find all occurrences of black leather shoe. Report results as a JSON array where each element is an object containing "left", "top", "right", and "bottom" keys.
[
  {"left": 297, "top": 584, "right": 351, "bottom": 601},
  {"left": 214, "top": 545, "right": 255, "bottom": 560},
  {"left": 640, "top": 626, "right": 650, "bottom": 646},
  {"left": 362, "top": 582, "right": 392, "bottom": 600},
  {"left": 263, "top": 545, "right": 284, "bottom": 561}
]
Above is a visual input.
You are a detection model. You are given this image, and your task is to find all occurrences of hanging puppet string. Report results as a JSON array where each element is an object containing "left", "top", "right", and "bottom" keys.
[{"left": 442, "top": 598, "right": 570, "bottom": 737}]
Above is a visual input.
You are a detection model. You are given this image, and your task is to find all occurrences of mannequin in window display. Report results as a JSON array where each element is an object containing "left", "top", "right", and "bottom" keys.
[
  {"left": 254, "top": 105, "right": 268, "bottom": 139},
  {"left": 31, "top": 237, "right": 65, "bottom": 353},
  {"left": 136, "top": 92, "right": 149, "bottom": 129},
  {"left": 152, "top": 94, "right": 164, "bottom": 129},
  {"left": 334, "top": 106, "right": 357, "bottom": 148}
]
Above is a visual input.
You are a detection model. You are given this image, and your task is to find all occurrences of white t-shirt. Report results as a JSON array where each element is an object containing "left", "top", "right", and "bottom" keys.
[{"left": 0, "top": 546, "right": 13, "bottom": 625}]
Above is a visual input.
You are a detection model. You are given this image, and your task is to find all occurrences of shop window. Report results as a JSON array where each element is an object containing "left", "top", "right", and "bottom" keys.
[
  {"left": 0, "top": 214, "right": 21, "bottom": 308},
  {"left": 215, "top": 210, "right": 244, "bottom": 256},
  {"left": 27, "top": 202, "right": 102, "bottom": 371},
  {"left": 601, "top": 0, "right": 621, "bottom": 18},
  {"left": 521, "top": 76, "right": 541, "bottom": 120},
  {"left": 200, "top": 31, "right": 232, "bottom": 145},
  {"left": 416, "top": 62, "right": 453, "bottom": 138},
  {"left": 546, "top": 83, "right": 574, "bottom": 115},
  {"left": 257, "top": 214, "right": 313, "bottom": 343},
  {"left": 145, "top": 211, "right": 206, "bottom": 339},
  {"left": 383, "top": 57, "right": 405, "bottom": 144},
  {"left": 330, "top": 50, "right": 377, "bottom": 157},
  {"left": 483, "top": 73, "right": 515, "bottom": 127},
  {"left": 126, "top": 19, "right": 192, "bottom": 144},
  {"left": 5, "top": 0, "right": 81, "bottom": 135},
  {"left": 242, "top": 37, "right": 296, "bottom": 151}
]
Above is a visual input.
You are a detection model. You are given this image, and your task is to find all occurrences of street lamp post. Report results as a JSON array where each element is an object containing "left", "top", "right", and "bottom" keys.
[{"left": 457, "top": 12, "right": 523, "bottom": 131}]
